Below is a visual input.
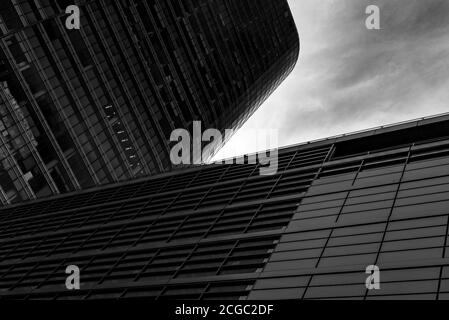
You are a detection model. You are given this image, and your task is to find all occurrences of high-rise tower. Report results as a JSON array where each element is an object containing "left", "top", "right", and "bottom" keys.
[{"left": 0, "top": 0, "right": 299, "bottom": 205}]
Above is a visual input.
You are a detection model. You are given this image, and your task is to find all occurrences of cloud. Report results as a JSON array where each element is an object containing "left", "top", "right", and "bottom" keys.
[{"left": 212, "top": 0, "right": 449, "bottom": 161}]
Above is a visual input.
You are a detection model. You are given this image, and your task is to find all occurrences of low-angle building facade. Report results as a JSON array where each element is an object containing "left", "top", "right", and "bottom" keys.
[{"left": 1, "top": 113, "right": 448, "bottom": 299}]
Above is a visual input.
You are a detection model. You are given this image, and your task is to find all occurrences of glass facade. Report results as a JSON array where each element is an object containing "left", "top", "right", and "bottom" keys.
[
  {"left": 0, "top": 0, "right": 300, "bottom": 205},
  {"left": 1, "top": 113, "right": 449, "bottom": 299}
]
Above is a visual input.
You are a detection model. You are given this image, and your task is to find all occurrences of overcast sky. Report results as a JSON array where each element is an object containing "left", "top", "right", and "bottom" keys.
[{"left": 212, "top": 0, "right": 449, "bottom": 161}]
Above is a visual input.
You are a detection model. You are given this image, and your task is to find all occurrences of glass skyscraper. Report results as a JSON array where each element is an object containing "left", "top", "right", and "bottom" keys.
[
  {"left": 1, "top": 113, "right": 449, "bottom": 300},
  {"left": 0, "top": 0, "right": 299, "bottom": 205}
]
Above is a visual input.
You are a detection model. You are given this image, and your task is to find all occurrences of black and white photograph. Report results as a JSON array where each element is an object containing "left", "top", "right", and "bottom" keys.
[{"left": 0, "top": 0, "right": 449, "bottom": 317}]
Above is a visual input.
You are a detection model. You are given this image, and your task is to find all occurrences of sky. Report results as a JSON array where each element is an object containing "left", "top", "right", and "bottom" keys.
[{"left": 212, "top": 0, "right": 449, "bottom": 161}]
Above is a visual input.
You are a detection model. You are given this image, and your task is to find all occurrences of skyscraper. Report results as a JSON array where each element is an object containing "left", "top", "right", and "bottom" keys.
[
  {"left": 0, "top": 0, "right": 299, "bottom": 205},
  {"left": 1, "top": 113, "right": 449, "bottom": 300}
]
